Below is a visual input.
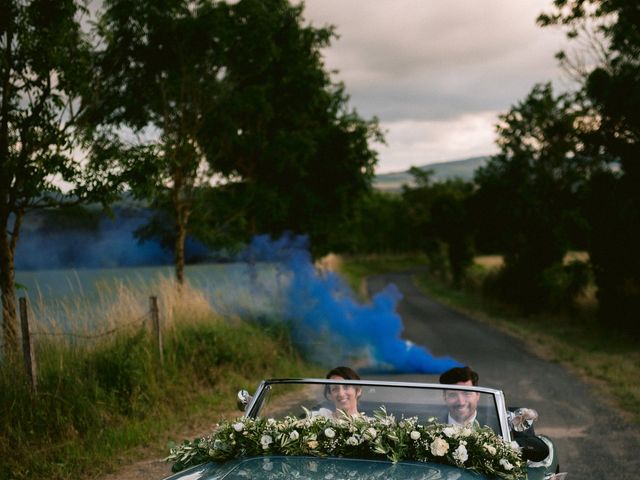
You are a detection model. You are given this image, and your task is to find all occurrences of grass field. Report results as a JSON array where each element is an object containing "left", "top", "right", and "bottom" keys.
[
  {"left": 336, "top": 253, "right": 640, "bottom": 424},
  {"left": 0, "top": 278, "right": 320, "bottom": 480}
]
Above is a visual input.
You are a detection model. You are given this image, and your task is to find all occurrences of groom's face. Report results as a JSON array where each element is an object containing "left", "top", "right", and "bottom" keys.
[{"left": 444, "top": 380, "right": 480, "bottom": 424}]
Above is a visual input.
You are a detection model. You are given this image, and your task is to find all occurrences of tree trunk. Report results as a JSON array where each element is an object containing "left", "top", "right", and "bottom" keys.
[
  {"left": 174, "top": 211, "right": 187, "bottom": 286},
  {"left": 1, "top": 208, "right": 20, "bottom": 358}
]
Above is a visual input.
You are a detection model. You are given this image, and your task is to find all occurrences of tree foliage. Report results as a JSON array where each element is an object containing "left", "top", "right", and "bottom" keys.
[
  {"left": 0, "top": 0, "right": 118, "bottom": 356},
  {"left": 474, "top": 84, "right": 593, "bottom": 311},
  {"left": 87, "top": 0, "right": 381, "bottom": 272},
  {"left": 403, "top": 169, "right": 475, "bottom": 287},
  {"left": 539, "top": 0, "right": 640, "bottom": 331}
]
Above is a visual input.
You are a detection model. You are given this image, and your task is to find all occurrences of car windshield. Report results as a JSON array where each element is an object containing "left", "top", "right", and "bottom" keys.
[{"left": 248, "top": 379, "right": 507, "bottom": 438}]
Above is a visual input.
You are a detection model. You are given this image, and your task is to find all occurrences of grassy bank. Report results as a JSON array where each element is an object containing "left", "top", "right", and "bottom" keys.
[
  {"left": 0, "top": 279, "right": 319, "bottom": 480},
  {"left": 338, "top": 254, "right": 640, "bottom": 423}
]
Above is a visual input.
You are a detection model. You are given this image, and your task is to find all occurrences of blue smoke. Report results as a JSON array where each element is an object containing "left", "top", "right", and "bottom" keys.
[
  {"left": 14, "top": 208, "right": 210, "bottom": 270},
  {"left": 240, "top": 233, "right": 461, "bottom": 374}
]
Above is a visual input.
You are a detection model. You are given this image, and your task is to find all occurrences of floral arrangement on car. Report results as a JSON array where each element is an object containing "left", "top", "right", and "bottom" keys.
[{"left": 166, "top": 408, "right": 526, "bottom": 480}]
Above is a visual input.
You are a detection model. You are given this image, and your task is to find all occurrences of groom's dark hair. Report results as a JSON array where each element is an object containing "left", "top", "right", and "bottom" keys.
[{"left": 439, "top": 366, "right": 479, "bottom": 386}]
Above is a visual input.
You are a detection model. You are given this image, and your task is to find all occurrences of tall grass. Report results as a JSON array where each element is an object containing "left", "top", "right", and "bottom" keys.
[{"left": 0, "top": 277, "right": 316, "bottom": 479}]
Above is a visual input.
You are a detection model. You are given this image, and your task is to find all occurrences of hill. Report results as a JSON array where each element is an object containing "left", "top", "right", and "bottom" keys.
[{"left": 373, "top": 155, "right": 489, "bottom": 192}]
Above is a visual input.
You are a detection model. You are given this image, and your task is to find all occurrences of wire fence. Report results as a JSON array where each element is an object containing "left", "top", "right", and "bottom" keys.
[{"left": 18, "top": 296, "right": 164, "bottom": 393}]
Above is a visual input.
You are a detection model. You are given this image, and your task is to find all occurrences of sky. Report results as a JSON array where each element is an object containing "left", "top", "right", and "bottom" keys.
[{"left": 300, "top": 1, "right": 570, "bottom": 174}]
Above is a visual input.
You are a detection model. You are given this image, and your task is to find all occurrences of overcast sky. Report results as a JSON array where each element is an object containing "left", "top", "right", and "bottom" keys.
[{"left": 300, "top": 1, "right": 570, "bottom": 173}]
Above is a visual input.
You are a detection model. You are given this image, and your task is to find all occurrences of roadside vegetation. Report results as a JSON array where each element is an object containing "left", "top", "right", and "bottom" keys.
[
  {"left": 0, "top": 280, "right": 318, "bottom": 480},
  {"left": 338, "top": 254, "right": 640, "bottom": 424}
]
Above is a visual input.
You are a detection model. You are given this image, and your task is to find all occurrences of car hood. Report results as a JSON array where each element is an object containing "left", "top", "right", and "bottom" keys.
[{"left": 163, "top": 456, "right": 485, "bottom": 480}]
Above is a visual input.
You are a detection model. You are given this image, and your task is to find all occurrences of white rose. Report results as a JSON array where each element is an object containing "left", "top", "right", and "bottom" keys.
[
  {"left": 430, "top": 437, "right": 449, "bottom": 457},
  {"left": 289, "top": 430, "right": 300, "bottom": 441},
  {"left": 260, "top": 435, "right": 273, "bottom": 449},
  {"left": 442, "top": 426, "right": 458, "bottom": 438},
  {"left": 410, "top": 431, "right": 421, "bottom": 440},
  {"left": 346, "top": 436, "right": 359, "bottom": 446},
  {"left": 267, "top": 418, "right": 276, "bottom": 426},
  {"left": 499, "top": 458, "right": 514, "bottom": 471},
  {"left": 453, "top": 445, "right": 468, "bottom": 463},
  {"left": 364, "top": 427, "right": 377, "bottom": 440},
  {"left": 233, "top": 422, "right": 244, "bottom": 432},
  {"left": 484, "top": 443, "right": 497, "bottom": 455},
  {"left": 324, "top": 427, "right": 336, "bottom": 439}
]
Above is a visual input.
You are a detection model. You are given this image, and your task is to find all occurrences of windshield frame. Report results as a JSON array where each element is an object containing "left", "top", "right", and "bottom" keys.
[{"left": 244, "top": 378, "right": 512, "bottom": 442}]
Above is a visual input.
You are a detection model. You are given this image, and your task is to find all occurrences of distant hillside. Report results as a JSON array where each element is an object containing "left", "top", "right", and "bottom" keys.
[{"left": 373, "top": 155, "right": 489, "bottom": 192}]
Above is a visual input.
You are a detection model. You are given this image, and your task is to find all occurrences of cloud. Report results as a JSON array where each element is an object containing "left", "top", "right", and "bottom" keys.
[
  {"left": 301, "top": 0, "right": 568, "bottom": 170},
  {"left": 376, "top": 112, "right": 500, "bottom": 173}
]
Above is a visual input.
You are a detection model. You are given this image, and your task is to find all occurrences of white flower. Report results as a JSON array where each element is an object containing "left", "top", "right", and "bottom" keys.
[
  {"left": 442, "top": 426, "right": 459, "bottom": 438},
  {"left": 510, "top": 441, "right": 521, "bottom": 450},
  {"left": 459, "top": 426, "right": 473, "bottom": 437},
  {"left": 410, "top": 430, "right": 421, "bottom": 440},
  {"left": 346, "top": 435, "right": 359, "bottom": 446},
  {"left": 232, "top": 422, "right": 244, "bottom": 432},
  {"left": 324, "top": 428, "right": 336, "bottom": 439},
  {"left": 453, "top": 444, "right": 468, "bottom": 463},
  {"left": 260, "top": 434, "right": 273, "bottom": 449},
  {"left": 213, "top": 439, "right": 224, "bottom": 450},
  {"left": 499, "top": 458, "right": 514, "bottom": 471},
  {"left": 430, "top": 437, "right": 449, "bottom": 456},
  {"left": 289, "top": 430, "right": 300, "bottom": 441},
  {"left": 267, "top": 418, "right": 276, "bottom": 426},
  {"left": 484, "top": 443, "right": 497, "bottom": 455},
  {"left": 364, "top": 427, "right": 377, "bottom": 440}
]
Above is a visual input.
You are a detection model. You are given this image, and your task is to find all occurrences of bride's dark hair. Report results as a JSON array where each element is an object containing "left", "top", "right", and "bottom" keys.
[
  {"left": 324, "top": 366, "right": 361, "bottom": 400},
  {"left": 325, "top": 366, "right": 360, "bottom": 380}
]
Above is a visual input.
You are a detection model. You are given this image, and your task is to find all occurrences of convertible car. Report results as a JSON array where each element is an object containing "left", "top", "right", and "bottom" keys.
[{"left": 164, "top": 378, "right": 567, "bottom": 480}]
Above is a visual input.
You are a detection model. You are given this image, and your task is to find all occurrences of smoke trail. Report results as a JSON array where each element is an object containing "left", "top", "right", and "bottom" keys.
[
  {"left": 14, "top": 207, "right": 210, "bottom": 270},
  {"left": 240, "top": 233, "right": 461, "bottom": 374}
]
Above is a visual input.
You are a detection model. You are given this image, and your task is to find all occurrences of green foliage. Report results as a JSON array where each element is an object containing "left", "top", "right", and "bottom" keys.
[
  {"left": 537, "top": 0, "right": 640, "bottom": 333},
  {"left": 0, "top": 0, "right": 119, "bottom": 355},
  {"left": 87, "top": 0, "right": 381, "bottom": 268},
  {"left": 403, "top": 172, "right": 475, "bottom": 287},
  {"left": 473, "top": 83, "right": 592, "bottom": 312},
  {"left": 333, "top": 191, "right": 412, "bottom": 254},
  {"left": 0, "top": 320, "right": 310, "bottom": 479}
]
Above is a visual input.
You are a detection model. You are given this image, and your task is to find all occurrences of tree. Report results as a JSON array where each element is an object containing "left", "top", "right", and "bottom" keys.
[
  {"left": 402, "top": 168, "right": 475, "bottom": 286},
  {"left": 0, "top": 0, "right": 116, "bottom": 357},
  {"left": 86, "top": 0, "right": 233, "bottom": 285},
  {"left": 474, "top": 84, "right": 592, "bottom": 311},
  {"left": 205, "top": 0, "right": 382, "bottom": 255},
  {"left": 89, "top": 0, "right": 381, "bottom": 279},
  {"left": 539, "top": 0, "right": 640, "bottom": 331}
]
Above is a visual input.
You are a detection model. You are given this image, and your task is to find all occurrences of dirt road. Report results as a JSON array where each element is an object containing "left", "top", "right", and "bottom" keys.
[{"left": 367, "top": 269, "right": 640, "bottom": 479}]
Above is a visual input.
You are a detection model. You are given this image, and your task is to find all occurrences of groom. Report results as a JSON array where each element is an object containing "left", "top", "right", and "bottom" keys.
[{"left": 438, "top": 366, "right": 495, "bottom": 428}]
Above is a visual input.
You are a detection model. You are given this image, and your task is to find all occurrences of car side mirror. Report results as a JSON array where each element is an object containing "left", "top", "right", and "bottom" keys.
[
  {"left": 508, "top": 407, "right": 538, "bottom": 432},
  {"left": 237, "top": 389, "right": 252, "bottom": 412}
]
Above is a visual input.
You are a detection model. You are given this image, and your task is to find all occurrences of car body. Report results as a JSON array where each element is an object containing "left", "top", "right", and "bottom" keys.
[{"left": 164, "top": 378, "right": 566, "bottom": 480}]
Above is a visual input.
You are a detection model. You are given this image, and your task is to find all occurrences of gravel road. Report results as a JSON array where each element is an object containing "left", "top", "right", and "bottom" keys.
[{"left": 367, "top": 269, "right": 640, "bottom": 479}]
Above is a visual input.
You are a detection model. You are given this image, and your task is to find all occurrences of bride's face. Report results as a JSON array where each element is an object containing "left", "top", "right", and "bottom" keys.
[{"left": 328, "top": 375, "right": 361, "bottom": 414}]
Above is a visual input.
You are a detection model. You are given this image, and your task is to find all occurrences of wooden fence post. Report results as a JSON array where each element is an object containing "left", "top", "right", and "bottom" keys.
[
  {"left": 149, "top": 296, "right": 163, "bottom": 364},
  {"left": 19, "top": 297, "right": 37, "bottom": 393}
]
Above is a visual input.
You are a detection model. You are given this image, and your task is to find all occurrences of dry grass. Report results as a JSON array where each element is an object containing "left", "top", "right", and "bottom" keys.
[
  {"left": 473, "top": 251, "right": 590, "bottom": 271},
  {"left": 23, "top": 274, "right": 219, "bottom": 348},
  {"left": 474, "top": 255, "right": 504, "bottom": 270}
]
